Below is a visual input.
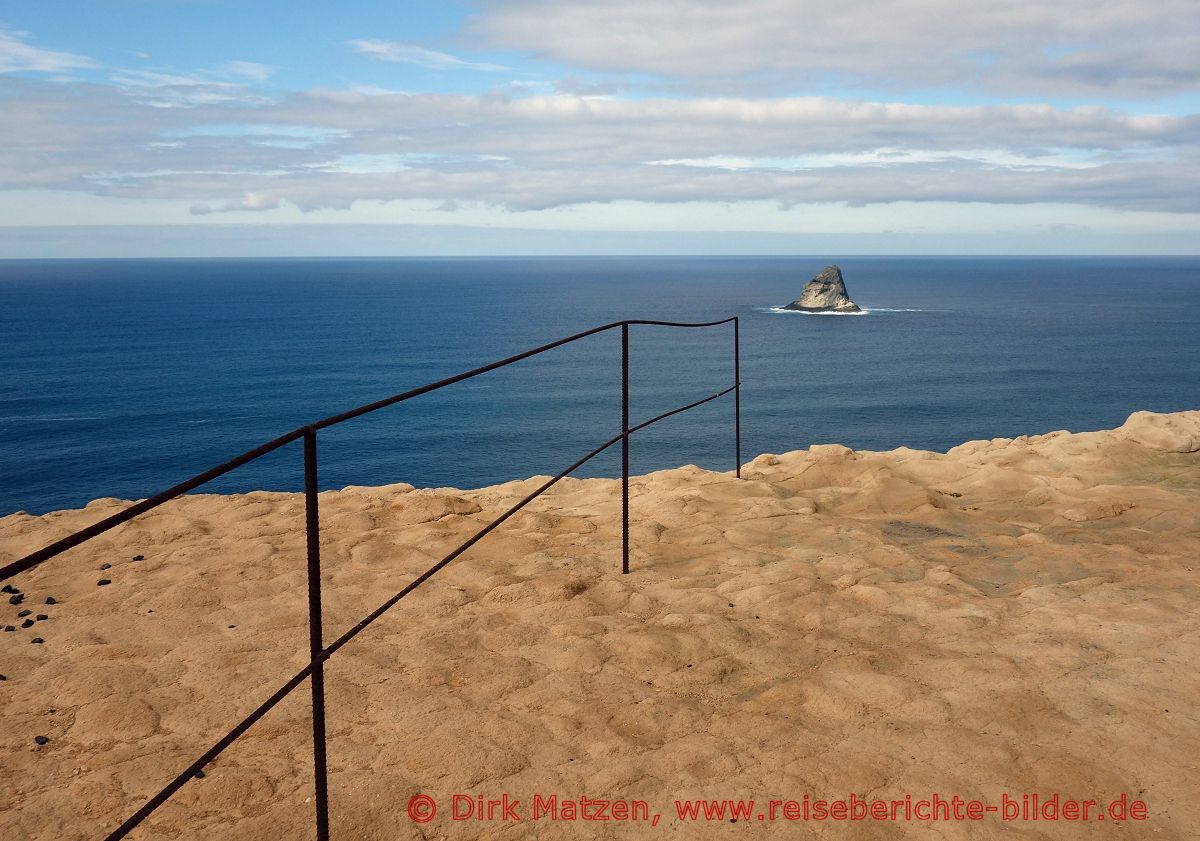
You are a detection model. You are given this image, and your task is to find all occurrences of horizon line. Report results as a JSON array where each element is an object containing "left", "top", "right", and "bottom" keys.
[{"left": 2, "top": 253, "right": 1199, "bottom": 261}]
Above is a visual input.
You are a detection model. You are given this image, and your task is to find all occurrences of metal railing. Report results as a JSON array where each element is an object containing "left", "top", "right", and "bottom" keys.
[{"left": 0, "top": 316, "right": 741, "bottom": 840}]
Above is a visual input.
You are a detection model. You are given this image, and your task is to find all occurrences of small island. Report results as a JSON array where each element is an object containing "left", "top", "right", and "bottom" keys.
[{"left": 782, "top": 264, "right": 862, "bottom": 313}]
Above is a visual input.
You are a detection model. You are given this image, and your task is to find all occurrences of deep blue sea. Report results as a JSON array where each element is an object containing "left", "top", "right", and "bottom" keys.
[{"left": 1, "top": 256, "right": 1197, "bottom": 516}]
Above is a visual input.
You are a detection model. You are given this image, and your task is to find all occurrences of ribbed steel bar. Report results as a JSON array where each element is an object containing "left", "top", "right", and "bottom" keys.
[
  {"left": 621, "top": 323, "right": 630, "bottom": 575},
  {"left": 0, "top": 429, "right": 304, "bottom": 581},
  {"left": 734, "top": 317, "right": 742, "bottom": 479},
  {"left": 5, "top": 315, "right": 740, "bottom": 841},
  {"left": 103, "top": 662, "right": 318, "bottom": 840},
  {"left": 2, "top": 318, "right": 734, "bottom": 584},
  {"left": 319, "top": 381, "right": 738, "bottom": 663},
  {"left": 99, "top": 381, "right": 737, "bottom": 840},
  {"left": 304, "top": 430, "right": 330, "bottom": 841}
]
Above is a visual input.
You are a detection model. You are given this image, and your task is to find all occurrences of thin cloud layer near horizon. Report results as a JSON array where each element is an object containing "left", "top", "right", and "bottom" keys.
[{"left": 1, "top": 0, "right": 1197, "bottom": 256}]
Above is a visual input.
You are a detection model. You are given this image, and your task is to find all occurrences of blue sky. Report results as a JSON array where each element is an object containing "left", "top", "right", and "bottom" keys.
[
  {"left": 3, "top": 1, "right": 546, "bottom": 95},
  {"left": 1, "top": 0, "right": 1198, "bottom": 255}
]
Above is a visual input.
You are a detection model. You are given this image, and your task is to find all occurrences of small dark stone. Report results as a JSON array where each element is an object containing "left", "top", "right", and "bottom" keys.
[
  {"left": 1, "top": 584, "right": 16, "bottom": 594},
  {"left": 97, "top": 579, "right": 111, "bottom": 587},
  {"left": 227, "top": 625, "right": 236, "bottom": 629},
  {"left": 0, "top": 673, "right": 7, "bottom": 680},
  {"left": 727, "top": 602, "right": 734, "bottom": 607},
  {"left": 3, "top": 625, "right": 14, "bottom": 632},
  {"left": 34, "top": 735, "right": 49, "bottom": 746},
  {"left": 100, "top": 563, "right": 112, "bottom": 570},
  {"left": 132, "top": 555, "right": 145, "bottom": 561},
  {"left": 36, "top": 614, "right": 48, "bottom": 621},
  {"left": 21, "top": 619, "right": 34, "bottom": 629},
  {"left": 30, "top": 637, "right": 44, "bottom": 644},
  {"left": 8, "top": 594, "right": 23, "bottom": 605},
  {"left": 17, "top": 609, "right": 31, "bottom": 617},
  {"left": 45, "top": 596, "right": 57, "bottom": 605},
  {"left": 193, "top": 769, "right": 205, "bottom": 779}
]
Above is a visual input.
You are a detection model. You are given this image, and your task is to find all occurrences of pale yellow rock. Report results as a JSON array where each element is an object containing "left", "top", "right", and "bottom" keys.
[
  {"left": 0, "top": 410, "right": 1197, "bottom": 840},
  {"left": 1119, "top": 410, "right": 1200, "bottom": 452}
]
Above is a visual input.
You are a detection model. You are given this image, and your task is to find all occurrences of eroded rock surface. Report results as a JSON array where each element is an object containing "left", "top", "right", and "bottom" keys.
[
  {"left": 2, "top": 411, "right": 1198, "bottom": 839},
  {"left": 782, "top": 264, "right": 861, "bottom": 312}
]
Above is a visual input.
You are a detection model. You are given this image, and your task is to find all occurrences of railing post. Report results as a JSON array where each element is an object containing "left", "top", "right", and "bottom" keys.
[
  {"left": 734, "top": 316, "right": 741, "bottom": 479},
  {"left": 303, "top": 429, "right": 331, "bottom": 841},
  {"left": 621, "top": 322, "right": 630, "bottom": 575}
]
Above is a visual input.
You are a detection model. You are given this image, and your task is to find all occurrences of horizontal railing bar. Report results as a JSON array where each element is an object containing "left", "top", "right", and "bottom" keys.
[
  {"left": 100, "top": 381, "right": 738, "bottom": 840},
  {"left": 1, "top": 317, "right": 734, "bottom": 583},
  {"left": 104, "top": 660, "right": 316, "bottom": 841},
  {"left": 310, "top": 318, "right": 735, "bottom": 432},
  {"left": 624, "top": 318, "right": 736, "bottom": 328},
  {"left": 322, "top": 381, "right": 738, "bottom": 661},
  {"left": 309, "top": 321, "right": 621, "bottom": 431},
  {"left": 0, "top": 429, "right": 306, "bottom": 581},
  {"left": 629, "top": 383, "right": 738, "bottom": 437}
]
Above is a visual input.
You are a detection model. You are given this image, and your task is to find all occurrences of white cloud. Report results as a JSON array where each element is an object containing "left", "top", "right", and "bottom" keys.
[
  {"left": 188, "top": 191, "right": 282, "bottom": 214},
  {"left": 350, "top": 40, "right": 509, "bottom": 72},
  {"left": 107, "top": 66, "right": 271, "bottom": 108},
  {"left": 648, "top": 148, "right": 1107, "bottom": 171},
  {"left": 2, "top": 9, "right": 1197, "bottom": 254},
  {"left": 219, "top": 61, "right": 274, "bottom": 82},
  {"left": 0, "top": 28, "right": 94, "bottom": 74},
  {"left": 110, "top": 69, "right": 222, "bottom": 88},
  {"left": 0, "top": 75, "right": 1197, "bottom": 216},
  {"left": 469, "top": 0, "right": 1200, "bottom": 97},
  {"left": 107, "top": 60, "right": 274, "bottom": 91}
]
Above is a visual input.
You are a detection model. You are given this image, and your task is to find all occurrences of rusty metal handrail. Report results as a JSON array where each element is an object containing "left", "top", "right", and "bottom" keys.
[{"left": 0, "top": 316, "right": 742, "bottom": 840}]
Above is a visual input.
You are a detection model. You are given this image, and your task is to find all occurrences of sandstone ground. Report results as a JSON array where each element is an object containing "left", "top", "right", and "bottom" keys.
[{"left": 1, "top": 411, "right": 1198, "bottom": 839}]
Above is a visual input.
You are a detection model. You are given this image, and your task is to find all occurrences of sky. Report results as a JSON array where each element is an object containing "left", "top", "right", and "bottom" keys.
[{"left": 0, "top": 0, "right": 1198, "bottom": 256}]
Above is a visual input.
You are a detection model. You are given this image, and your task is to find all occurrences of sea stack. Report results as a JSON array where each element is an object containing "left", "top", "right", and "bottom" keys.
[{"left": 782, "top": 265, "right": 861, "bottom": 313}]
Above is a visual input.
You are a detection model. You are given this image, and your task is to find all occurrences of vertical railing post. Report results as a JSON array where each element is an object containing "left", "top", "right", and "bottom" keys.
[
  {"left": 734, "top": 317, "right": 742, "bottom": 479},
  {"left": 303, "top": 429, "right": 331, "bottom": 841},
  {"left": 621, "top": 322, "right": 630, "bottom": 575}
]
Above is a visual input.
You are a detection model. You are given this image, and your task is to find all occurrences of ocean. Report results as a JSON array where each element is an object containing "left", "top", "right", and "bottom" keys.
[{"left": 1, "top": 256, "right": 1197, "bottom": 516}]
